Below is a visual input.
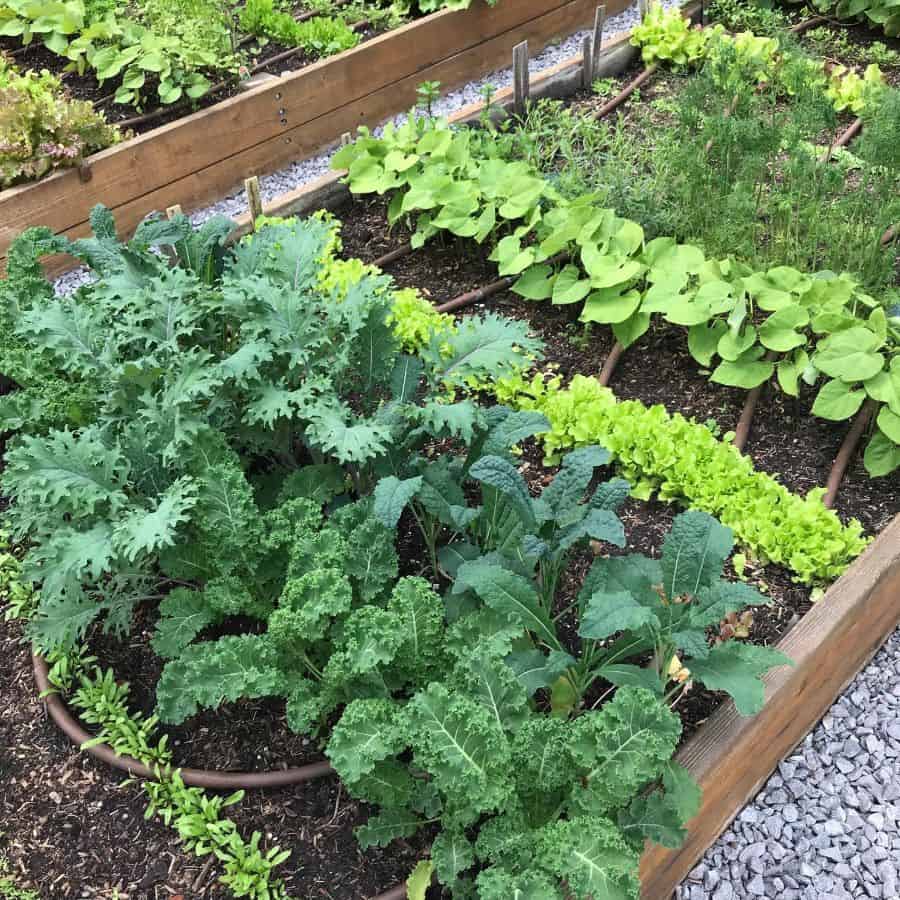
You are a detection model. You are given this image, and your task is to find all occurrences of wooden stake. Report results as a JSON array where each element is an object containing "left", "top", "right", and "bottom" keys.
[
  {"left": 513, "top": 41, "right": 530, "bottom": 115},
  {"left": 340, "top": 131, "right": 352, "bottom": 147},
  {"left": 244, "top": 176, "right": 264, "bottom": 229},
  {"left": 638, "top": 0, "right": 649, "bottom": 20},
  {"left": 165, "top": 204, "right": 183, "bottom": 219},
  {"left": 591, "top": 5, "right": 606, "bottom": 86},
  {"left": 582, "top": 35, "right": 594, "bottom": 89}
]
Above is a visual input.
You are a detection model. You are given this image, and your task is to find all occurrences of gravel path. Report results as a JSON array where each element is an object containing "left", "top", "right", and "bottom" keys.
[{"left": 677, "top": 626, "right": 900, "bottom": 900}]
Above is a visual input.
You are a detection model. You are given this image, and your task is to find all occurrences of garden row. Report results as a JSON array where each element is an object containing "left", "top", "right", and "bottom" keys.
[
  {"left": 0, "top": 0, "right": 615, "bottom": 268},
  {"left": 1, "top": 3, "right": 900, "bottom": 900}
]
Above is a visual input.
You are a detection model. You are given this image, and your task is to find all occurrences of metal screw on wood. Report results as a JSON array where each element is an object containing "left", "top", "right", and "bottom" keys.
[{"left": 513, "top": 41, "right": 530, "bottom": 115}]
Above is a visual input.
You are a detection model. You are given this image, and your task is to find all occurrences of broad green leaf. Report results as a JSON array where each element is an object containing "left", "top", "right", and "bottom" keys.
[
  {"left": 811, "top": 378, "right": 866, "bottom": 421},
  {"left": 864, "top": 429, "right": 900, "bottom": 477},
  {"left": 506, "top": 649, "right": 577, "bottom": 695},
  {"left": 456, "top": 561, "right": 561, "bottom": 651},
  {"left": 579, "top": 591, "right": 661, "bottom": 640},
  {"left": 661, "top": 511, "right": 733, "bottom": 599},
  {"left": 877, "top": 406, "right": 900, "bottom": 443},
  {"left": 689, "top": 642, "right": 792, "bottom": 715},
  {"left": 552, "top": 264, "right": 592, "bottom": 305},
  {"left": 758, "top": 305, "right": 810, "bottom": 352},
  {"left": 814, "top": 327, "right": 885, "bottom": 383},
  {"left": 373, "top": 475, "right": 423, "bottom": 528},
  {"left": 581, "top": 288, "right": 642, "bottom": 324},
  {"left": 710, "top": 347, "right": 775, "bottom": 389}
]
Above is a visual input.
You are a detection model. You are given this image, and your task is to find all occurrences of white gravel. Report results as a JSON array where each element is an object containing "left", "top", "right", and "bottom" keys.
[{"left": 677, "top": 626, "right": 900, "bottom": 900}]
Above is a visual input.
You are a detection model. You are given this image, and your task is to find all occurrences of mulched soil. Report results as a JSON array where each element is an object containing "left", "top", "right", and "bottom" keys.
[{"left": 3, "top": 11, "right": 900, "bottom": 900}]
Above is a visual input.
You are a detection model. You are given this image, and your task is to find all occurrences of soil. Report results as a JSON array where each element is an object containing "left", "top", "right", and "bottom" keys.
[{"left": 3, "top": 11, "right": 900, "bottom": 900}]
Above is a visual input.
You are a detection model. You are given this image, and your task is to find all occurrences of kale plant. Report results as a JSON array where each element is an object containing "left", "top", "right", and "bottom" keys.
[{"left": 0, "top": 207, "right": 538, "bottom": 654}]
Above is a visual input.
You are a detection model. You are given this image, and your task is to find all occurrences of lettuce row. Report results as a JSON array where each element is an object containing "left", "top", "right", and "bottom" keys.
[{"left": 492, "top": 372, "right": 868, "bottom": 584}]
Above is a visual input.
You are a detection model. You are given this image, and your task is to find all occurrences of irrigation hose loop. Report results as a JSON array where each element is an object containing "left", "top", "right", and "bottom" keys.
[
  {"left": 823, "top": 398, "right": 878, "bottom": 510},
  {"left": 33, "top": 652, "right": 335, "bottom": 790},
  {"left": 598, "top": 341, "right": 626, "bottom": 387},
  {"left": 593, "top": 64, "right": 658, "bottom": 121}
]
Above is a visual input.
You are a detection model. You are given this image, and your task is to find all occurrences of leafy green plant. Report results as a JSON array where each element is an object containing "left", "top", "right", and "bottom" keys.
[
  {"left": 326, "top": 487, "right": 787, "bottom": 896},
  {"left": 825, "top": 62, "right": 886, "bottom": 113},
  {"left": 0, "top": 207, "right": 536, "bottom": 659},
  {"left": 239, "top": 0, "right": 358, "bottom": 57},
  {"left": 630, "top": 4, "right": 708, "bottom": 67},
  {"left": 491, "top": 372, "right": 868, "bottom": 583},
  {"left": 0, "top": 57, "right": 121, "bottom": 187},
  {"left": 334, "top": 70, "right": 900, "bottom": 479}
]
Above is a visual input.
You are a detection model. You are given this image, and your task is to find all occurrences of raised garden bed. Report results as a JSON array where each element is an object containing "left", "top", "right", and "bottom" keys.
[
  {"left": 0, "top": 0, "right": 618, "bottom": 269},
  {"left": 2, "top": 5, "right": 900, "bottom": 900}
]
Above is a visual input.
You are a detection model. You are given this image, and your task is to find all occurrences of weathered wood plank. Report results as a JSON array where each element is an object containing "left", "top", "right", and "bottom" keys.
[{"left": 0, "top": 0, "right": 615, "bottom": 260}]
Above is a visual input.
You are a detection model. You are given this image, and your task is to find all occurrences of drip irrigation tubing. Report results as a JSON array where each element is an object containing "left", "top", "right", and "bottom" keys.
[
  {"left": 598, "top": 341, "right": 626, "bottom": 387},
  {"left": 372, "top": 242, "right": 413, "bottom": 268},
  {"left": 821, "top": 117, "right": 864, "bottom": 163},
  {"left": 733, "top": 350, "right": 779, "bottom": 452},
  {"left": 434, "top": 253, "right": 570, "bottom": 314},
  {"left": 822, "top": 398, "right": 877, "bottom": 509},
  {"left": 592, "top": 63, "right": 658, "bottom": 120},
  {"left": 33, "top": 652, "right": 335, "bottom": 789},
  {"left": 789, "top": 15, "right": 828, "bottom": 34}
]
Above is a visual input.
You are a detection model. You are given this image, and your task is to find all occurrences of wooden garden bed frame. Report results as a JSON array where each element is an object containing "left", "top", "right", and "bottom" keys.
[
  {"left": 26, "top": 10, "right": 900, "bottom": 897},
  {"left": 0, "top": 0, "right": 627, "bottom": 269}
]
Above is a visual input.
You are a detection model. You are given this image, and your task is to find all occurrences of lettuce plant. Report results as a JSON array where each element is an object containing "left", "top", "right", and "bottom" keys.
[
  {"left": 0, "top": 58, "right": 121, "bottom": 187},
  {"left": 630, "top": 4, "right": 708, "bottom": 67},
  {"left": 492, "top": 372, "right": 868, "bottom": 584}
]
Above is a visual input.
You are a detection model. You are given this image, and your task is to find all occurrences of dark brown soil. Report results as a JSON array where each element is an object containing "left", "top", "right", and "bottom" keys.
[{"left": 0, "top": 618, "right": 429, "bottom": 899}]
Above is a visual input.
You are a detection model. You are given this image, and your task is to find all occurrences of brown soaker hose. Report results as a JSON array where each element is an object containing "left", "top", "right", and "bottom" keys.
[
  {"left": 733, "top": 350, "right": 779, "bottom": 452},
  {"left": 822, "top": 398, "right": 877, "bottom": 509},
  {"left": 433, "top": 253, "right": 571, "bottom": 315},
  {"left": 593, "top": 64, "right": 658, "bottom": 120},
  {"left": 33, "top": 653, "right": 335, "bottom": 789},
  {"left": 789, "top": 15, "right": 828, "bottom": 34},
  {"left": 821, "top": 117, "right": 863, "bottom": 163},
  {"left": 598, "top": 341, "right": 625, "bottom": 386},
  {"left": 373, "top": 242, "right": 414, "bottom": 268}
]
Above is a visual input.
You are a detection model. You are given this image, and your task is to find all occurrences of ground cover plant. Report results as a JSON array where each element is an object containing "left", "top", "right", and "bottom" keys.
[
  {"left": 331, "top": 14, "right": 900, "bottom": 484},
  {"left": 0, "top": 206, "right": 803, "bottom": 898}
]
